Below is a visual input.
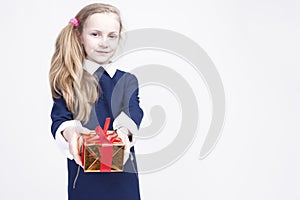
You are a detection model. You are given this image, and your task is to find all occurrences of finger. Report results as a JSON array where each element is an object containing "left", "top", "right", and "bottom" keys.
[
  {"left": 72, "top": 146, "right": 82, "bottom": 167},
  {"left": 73, "top": 154, "right": 82, "bottom": 167},
  {"left": 78, "top": 136, "right": 83, "bottom": 148},
  {"left": 122, "top": 137, "right": 130, "bottom": 164},
  {"left": 69, "top": 136, "right": 82, "bottom": 167},
  {"left": 124, "top": 136, "right": 130, "bottom": 150},
  {"left": 118, "top": 130, "right": 130, "bottom": 147},
  {"left": 78, "top": 127, "right": 93, "bottom": 135}
]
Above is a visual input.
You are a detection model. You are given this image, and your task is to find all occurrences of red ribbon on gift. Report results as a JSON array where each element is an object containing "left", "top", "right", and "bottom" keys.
[
  {"left": 97, "top": 118, "right": 113, "bottom": 172},
  {"left": 82, "top": 118, "right": 123, "bottom": 172}
]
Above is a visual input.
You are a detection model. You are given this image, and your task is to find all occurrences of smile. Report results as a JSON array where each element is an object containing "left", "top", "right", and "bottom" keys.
[{"left": 96, "top": 50, "right": 111, "bottom": 54}]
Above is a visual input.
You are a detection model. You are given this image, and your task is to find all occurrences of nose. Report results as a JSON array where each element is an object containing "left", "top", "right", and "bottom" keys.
[{"left": 98, "top": 37, "right": 108, "bottom": 48}]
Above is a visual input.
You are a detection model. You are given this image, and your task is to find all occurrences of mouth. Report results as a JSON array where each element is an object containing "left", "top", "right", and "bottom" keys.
[{"left": 96, "top": 50, "right": 111, "bottom": 54}]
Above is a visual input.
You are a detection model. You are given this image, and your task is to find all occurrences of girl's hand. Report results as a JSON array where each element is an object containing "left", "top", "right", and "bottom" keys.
[
  {"left": 62, "top": 126, "right": 91, "bottom": 167},
  {"left": 116, "top": 127, "right": 131, "bottom": 164}
]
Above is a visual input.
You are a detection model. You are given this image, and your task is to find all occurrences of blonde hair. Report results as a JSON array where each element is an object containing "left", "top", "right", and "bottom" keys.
[{"left": 49, "top": 3, "right": 122, "bottom": 123}]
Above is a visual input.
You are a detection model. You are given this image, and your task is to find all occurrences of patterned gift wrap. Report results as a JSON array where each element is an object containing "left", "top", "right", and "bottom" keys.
[{"left": 81, "top": 118, "right": 125, "bottom": 172}]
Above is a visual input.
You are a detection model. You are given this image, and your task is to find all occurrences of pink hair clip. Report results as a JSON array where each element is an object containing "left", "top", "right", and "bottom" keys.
[{"left": 69, "top": 18, "right": 79, "bottom": 27}]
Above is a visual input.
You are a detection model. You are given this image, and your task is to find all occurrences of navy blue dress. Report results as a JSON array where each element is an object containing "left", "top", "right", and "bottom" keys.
[{"left": 50, "top": 68, "right": 143, "bottom": 200}]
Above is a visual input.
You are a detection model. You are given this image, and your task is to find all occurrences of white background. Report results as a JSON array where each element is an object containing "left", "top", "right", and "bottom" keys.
[{"left": 0, "top": 0, "right": 299, "bottom": 199}]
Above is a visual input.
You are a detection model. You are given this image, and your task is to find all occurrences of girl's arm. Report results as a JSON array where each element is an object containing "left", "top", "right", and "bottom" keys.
[
  {"left": 125, "top": 73, "right": 144, "bottom": 127},
  {"left": 50, "top": 96, "right": 82, "bottom": 160},
  {"left": 50, "top": 96, "right": 74, "bottom": 137},
  {"left": 114, "top": 73, "right": 144, "bottom": 134}
]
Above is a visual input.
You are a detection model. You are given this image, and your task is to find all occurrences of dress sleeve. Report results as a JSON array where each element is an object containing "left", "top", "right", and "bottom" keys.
[
  {"left": 50, "top": 96, "right": 73, "bottom": 138},
  {"left": 50, "top": 96, "right": 78, "bottom": 159},
  {"left": 118, "top": 73, "right": 144, "bottom": 130}
]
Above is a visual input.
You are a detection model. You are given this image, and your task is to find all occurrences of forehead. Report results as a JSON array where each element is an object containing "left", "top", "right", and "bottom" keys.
[{"left": 84, "top": 12, "right": 120, "bottom": 33}]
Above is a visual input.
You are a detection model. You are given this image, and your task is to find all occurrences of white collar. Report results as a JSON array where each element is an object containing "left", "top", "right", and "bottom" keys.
[{"left": 83, "top": 59, "right": 117, "bottom": 78}]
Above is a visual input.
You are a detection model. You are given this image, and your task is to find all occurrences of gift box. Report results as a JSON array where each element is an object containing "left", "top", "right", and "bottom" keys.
[{"left": 81, "top": 118, "right": 125, "bottom": 172}]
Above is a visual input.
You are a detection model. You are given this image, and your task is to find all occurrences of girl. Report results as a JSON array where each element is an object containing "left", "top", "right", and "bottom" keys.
[{"left": 49, "top": 3, "right": 143, "bottom": 200}]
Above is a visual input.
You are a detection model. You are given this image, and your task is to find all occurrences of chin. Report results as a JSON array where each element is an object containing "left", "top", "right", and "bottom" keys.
[
  {"left": 95, "top": 55, "right": 114, "bottom": 64},
  {"left": 92, "top": 58, "right": 110, "bottom": 65}
]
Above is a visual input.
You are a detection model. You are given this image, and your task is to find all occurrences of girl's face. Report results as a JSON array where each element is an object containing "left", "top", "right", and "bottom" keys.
[{"left": 80, "top": 13, "right": 120, "bottom": 65}]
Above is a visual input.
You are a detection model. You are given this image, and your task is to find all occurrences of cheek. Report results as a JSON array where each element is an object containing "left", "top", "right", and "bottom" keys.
[
  {"left": 82, "top": 39, "right": 95, "bottom": 53},
  {"left": 109, "top": 40, "right": 119, "bottom": 51}
]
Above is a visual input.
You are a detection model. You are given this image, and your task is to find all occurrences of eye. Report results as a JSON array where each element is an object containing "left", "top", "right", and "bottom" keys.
[
  {"left": 91, "top": 32, "right": 99, "bottom": 37},
  {"left": 108, "top": 34, "right": 119, "bottom": 39}
]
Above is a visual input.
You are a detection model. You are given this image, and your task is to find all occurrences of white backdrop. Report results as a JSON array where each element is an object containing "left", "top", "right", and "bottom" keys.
[{"left": 0, "top": 0, "right": 299, "bottom": 199}]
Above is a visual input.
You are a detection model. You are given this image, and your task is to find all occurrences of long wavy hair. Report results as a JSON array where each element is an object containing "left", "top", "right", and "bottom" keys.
[{"left": 49, "top": 3, "right": 123, "bottom": 123}]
